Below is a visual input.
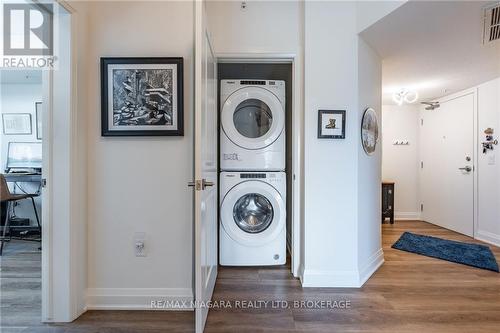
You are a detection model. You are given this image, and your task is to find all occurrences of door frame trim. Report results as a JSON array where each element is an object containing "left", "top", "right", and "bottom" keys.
[
  {"left": 216, "top": 53, "right": 303, "bottom": 278},
  {"left": 41, "top": 0, "right": 85, "bottom": 322}
]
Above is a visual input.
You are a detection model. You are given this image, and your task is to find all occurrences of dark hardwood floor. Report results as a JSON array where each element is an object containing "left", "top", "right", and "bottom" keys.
[{"left": 1, "top": 221, "right": 499, "bottom": 332}]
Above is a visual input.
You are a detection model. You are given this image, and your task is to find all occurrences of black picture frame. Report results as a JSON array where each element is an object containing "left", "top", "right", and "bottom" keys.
[
  {"left": 317, "top": 110, "right": 346, "bottom": 139},
  {"left": 35, "top": 102, "right": 42, "bottom": 140},
  {"left": 100, "top": 57, "right": 184, "bottom": 136}
]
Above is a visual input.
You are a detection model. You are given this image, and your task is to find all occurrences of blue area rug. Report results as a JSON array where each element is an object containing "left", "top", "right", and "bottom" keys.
[{"left": 392, "top": 232, "right": 499, "bottom": 272}]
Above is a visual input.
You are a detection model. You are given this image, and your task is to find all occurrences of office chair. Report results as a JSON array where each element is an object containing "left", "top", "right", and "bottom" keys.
[{"left": 0, "top": 174, "right": 41, "bottom": 255}]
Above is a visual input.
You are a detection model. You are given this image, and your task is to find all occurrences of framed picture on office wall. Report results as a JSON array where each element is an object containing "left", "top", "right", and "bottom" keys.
[
  {"left": 100, "top": 57, "right": 184, "bottom": 136},
  {"left": 317, "top": 110, "right": 346, "bottom": 139},
  {"left": 2, "top": 113, "right": 32, "bottom": 135},
  {"left": 36, "top": 102, "right": 42, "bottom": 140}
]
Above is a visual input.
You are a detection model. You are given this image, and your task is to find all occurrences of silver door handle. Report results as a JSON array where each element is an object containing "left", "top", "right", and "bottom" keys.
[
  {"left": 202, "top": 179, "right": 214, "bottom": 188},
  {"left": 458, "top": 166, "right": 472, "bottom": 172},
  {"left": 188, "top": 179, "right": 214, "bottom": 190}
]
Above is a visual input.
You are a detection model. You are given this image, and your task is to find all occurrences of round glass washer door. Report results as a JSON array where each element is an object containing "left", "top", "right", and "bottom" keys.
[
  {"left": 233, "top": 193, "right": 274, "bottom": 233},
  {"left": 221, "top": 87, "right": 284, "bottom": 150},
  {"left": 221, "top": 180, "right": 285, "bottom": 247}
]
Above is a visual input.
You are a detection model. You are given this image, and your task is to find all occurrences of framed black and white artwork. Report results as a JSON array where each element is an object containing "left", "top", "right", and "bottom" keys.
[
  {"left": 2, "top": 113, "right": 32, "bottom": 135},
  {"left": 100, "top": 57, "right": 184, "bottom": 136},
  {"left": 317, "top": 110, "right": 346, "bottom": 139},
  {"left": 35, "top": 102, "right": 42, "bottom": 140}
]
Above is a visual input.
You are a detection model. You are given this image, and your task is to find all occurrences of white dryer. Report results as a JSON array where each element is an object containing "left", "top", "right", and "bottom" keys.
[
  {"left": 219, "top": 171, "right": 286, "bottom": 266},
  {"left": 220, "top": 80, "right": 285, "bottom": 171}
]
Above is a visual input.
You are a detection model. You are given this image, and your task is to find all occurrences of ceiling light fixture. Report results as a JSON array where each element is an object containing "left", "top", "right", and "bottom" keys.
[{"left": 392, "top": 89, "right": 418, "bottom": 105}]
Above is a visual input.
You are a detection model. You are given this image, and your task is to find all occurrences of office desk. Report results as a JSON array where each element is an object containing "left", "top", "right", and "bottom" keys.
[{"left": 4, "top": 173, "right": 42, "bottom": 183}]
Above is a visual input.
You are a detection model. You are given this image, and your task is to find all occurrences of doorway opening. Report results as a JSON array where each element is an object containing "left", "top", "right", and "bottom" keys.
[
  {"left": 0, "top": 1, "right": 77, "bottom": 329},
  {"left": 359, "top": 0, "right": 500, "bottom": 247},
  {"left": 0, "top": 70, "right": 44, "bottom": 327},
  {"left": 217, "top": 58, "right": 301, "bottom": 277}
]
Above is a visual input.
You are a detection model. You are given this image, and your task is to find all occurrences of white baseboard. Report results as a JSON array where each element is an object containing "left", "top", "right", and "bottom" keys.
[
  {"left": 297, "top": 262, "right": 305, "bottom": 282},
  {"left": 301, "top": 268, "right": 361, "bottom": 287},
  {"left": 86, "top": 288, "right": 193, "bottom": 311},
  {"left": 475, "top": 230, "right": 500, "bottom": 248},
  {"left": 358, "top": 248, "right": 384, "bottom": 286},
  {"left": 394, "top": 212, "right": 421, "bottom": 220},
  {"left": 301, "top": 249, "right": 384, "bottom": 288}
]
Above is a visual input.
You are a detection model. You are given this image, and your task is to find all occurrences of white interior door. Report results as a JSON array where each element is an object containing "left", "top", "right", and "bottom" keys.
[
  {"left": 193, "top": 1, "right": 218, "bottom": 332},
  {"left": 420, "top": 93, "right": 474, "bottom": 236}
]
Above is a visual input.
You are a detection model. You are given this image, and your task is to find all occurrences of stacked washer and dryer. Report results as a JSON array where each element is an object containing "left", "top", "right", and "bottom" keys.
[{"left": 219, "top": 80, "right": 287, "bottom": 266}]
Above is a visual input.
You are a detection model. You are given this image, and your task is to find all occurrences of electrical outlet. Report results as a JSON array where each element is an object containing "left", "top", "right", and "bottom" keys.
[{"left": 134, "top": 232, "right": 147, "bottom": 257}]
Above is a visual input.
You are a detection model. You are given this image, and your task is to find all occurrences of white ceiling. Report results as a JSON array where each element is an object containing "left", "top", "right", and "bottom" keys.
[
  {"left": 0, "top": 70, "right": 43, "bottom": 84},
  {"left": 360, "top": 0, "right": 500, "bottom": 105}
]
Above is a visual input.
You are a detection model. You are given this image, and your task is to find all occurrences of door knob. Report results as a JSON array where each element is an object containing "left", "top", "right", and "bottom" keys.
[
  {"left": 188, "top": 179, "right": 214, "bottom": 190},
  {"left": 458, "top": 166, "right": 472, "bottom": 172},
  {"left": 202, "top": 179, "right": 214, "bottom": 189}
]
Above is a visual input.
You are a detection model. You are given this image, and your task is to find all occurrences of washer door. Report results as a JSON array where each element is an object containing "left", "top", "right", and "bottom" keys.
[
  {"left": 221, "top": 180, "right": 285, "bottom": 247},
  {"left": 221, "top": 87, "right": 284, "bottom": 150}
]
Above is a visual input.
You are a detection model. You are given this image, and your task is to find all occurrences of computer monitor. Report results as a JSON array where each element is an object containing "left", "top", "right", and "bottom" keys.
[{"left": 6, "top": 142, "right": 42, "bottom": 170}]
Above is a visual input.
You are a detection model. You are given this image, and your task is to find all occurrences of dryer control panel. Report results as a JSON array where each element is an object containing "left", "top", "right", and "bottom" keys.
[{"left": 221, "top": 172, "right": 285, "bottom": 186}]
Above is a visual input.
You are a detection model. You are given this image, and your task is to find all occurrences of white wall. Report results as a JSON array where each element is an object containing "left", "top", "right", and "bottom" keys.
[
  {"left": 303, "top": 1, "right": 359, "bottom": 287},
  {"left": 381, "top": 104, "right": 420, "bottom": 219},
  {"left": 0, "top": 82, "right": 42, "bottom": 225},
  {"left": 476, "top": 77, "right": 500, "bottom": 246},
  {"left": 357, "top": 38, "right": 383, "bottom": 283},
  {"left": 206, "top": 1, "right": 301, "bottom": 55},
  {"left": 356, "top": 1, "right": 407, "bottom": 33},
  {"left": 85, "top": 1, "right": 194, "bottom": 309},
  {"left": 302, "top": 1, "right": 384, "bottom": 287}
]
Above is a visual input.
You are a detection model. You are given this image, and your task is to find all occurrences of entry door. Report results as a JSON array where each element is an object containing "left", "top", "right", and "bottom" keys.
[
  {"left": 420, "top": 93, "right": 474, "bottom": 236},
  {"left": 193, "top": 1, "right": 218, "bottom": 332}
]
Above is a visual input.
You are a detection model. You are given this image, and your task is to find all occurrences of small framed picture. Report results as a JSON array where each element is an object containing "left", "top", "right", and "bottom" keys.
[
  {"left": 2, "top": 113, "right": 32, "bottom": 135},
  {"left": 101, "top": 57, "right": 184, "bottom": 136},
  {"left": 318, "top": 110, "right": 346, "bottom": 139},
  {"left": 35, "top": 102, "right": 42, "bottom": 140}
]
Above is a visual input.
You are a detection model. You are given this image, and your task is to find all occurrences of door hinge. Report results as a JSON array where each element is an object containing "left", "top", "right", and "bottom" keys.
[
  {"left": 420, "top": 204, "right": 424, "bottom": 212},
  {"left": 421, "top": 119, "right": 424, "bottom": 126},
  {"left": 41, "top": 178, "right": 47, "bottom": 188},
  {"left": 421, "top": 161, "right": 424, "bottom": 169}
]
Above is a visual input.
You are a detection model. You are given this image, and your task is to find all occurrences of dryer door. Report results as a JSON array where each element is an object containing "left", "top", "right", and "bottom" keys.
[
  {"left": 221, "top": 87, "right": 284, "bottom": 150},
  {"left": 221, "top": 180, "right": 285, "bottom": 247}
]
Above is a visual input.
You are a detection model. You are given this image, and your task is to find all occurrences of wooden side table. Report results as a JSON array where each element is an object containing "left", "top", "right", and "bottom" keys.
[{"left": 382, "top": 181, "right": 395, "bottom": 224}]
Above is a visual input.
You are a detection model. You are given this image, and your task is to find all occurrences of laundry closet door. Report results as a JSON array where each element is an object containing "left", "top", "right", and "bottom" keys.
[
  {"left": 420, "top": 92, "right": 475, "bottom": 236},
  {"left": 193, "top": 1, "right": 218, "bottom": 332}
]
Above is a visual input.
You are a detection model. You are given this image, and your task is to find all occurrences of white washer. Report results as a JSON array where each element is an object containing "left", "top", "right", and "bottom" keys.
[
  {"left": 220, "top": 80, "right": 285, "bottom": 171},
  {"left": 220, "top": 171, "right": 286, "bottom": 266}
]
